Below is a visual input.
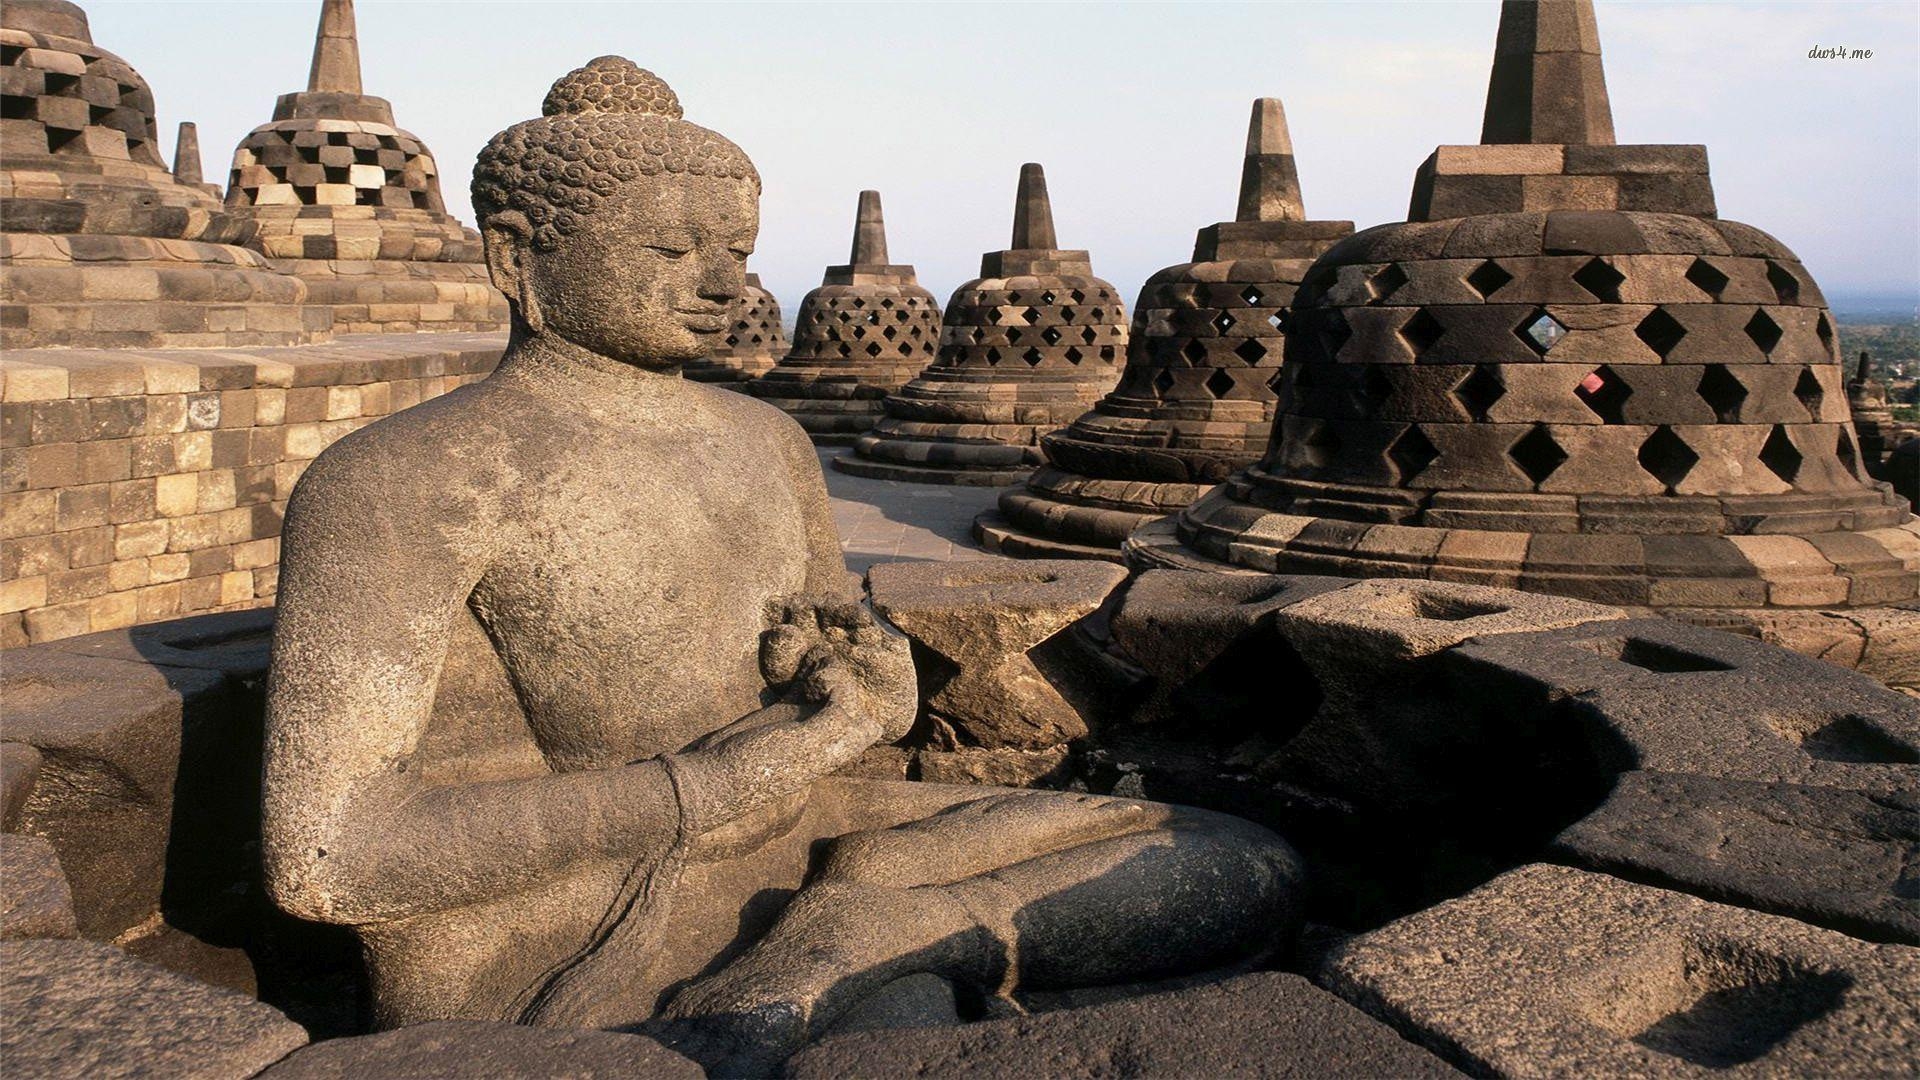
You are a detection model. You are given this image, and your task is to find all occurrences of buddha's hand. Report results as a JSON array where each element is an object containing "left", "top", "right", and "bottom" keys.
[{"left": 762, "top": 596, "right": 917, "bottom": 744}]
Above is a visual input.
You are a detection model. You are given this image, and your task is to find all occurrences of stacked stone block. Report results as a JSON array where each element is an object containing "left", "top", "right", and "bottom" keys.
[
  {"left": 1131, "top": 0, "right": 1920, "bottom": 615},
  {"left": 837, "top": 164, "right": 1129, "bottom": 484},
  {"left": 682, "top": 273, "right": 787, "bottom": 389},
  {"left": 0, "top": 0, "right": 330, "bottom": 348},
  {"left": 976, "top": 100, "right": 1353, "bottom": 559},
  {"left": 0, "top": 333, "right": 505, "bottom": 646},
  {"left": 223, "top": 0, "right": 506, "bottom": 334},
  {"left": 748, "top": 191, "right": 942, "bottom": 443}
]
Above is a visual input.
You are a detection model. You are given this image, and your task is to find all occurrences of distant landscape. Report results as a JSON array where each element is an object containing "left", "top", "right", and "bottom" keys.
[{"left": 1831, "top": 295, "right": 1920, "bottom": 419}]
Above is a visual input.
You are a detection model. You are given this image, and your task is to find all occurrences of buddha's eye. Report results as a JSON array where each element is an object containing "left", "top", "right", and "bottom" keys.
[
  {"left": 650, "top": 245, "right": 692, "bottom": 259},
  {"left": 728, "top": 248, "right": 752, "bottom": 261}
]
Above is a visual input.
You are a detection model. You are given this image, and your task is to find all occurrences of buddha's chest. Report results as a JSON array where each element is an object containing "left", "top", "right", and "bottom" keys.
[{"left": 467, "top": 435, "right": 814, "bottom": 762}]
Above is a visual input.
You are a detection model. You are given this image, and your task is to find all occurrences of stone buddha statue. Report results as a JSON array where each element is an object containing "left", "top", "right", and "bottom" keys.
[{"left": 261, "top": 56, "right": 1299, "bottom": 1072}]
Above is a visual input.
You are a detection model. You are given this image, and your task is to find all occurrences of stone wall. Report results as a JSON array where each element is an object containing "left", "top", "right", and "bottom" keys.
[{"left": 0, "top": 331, "right": 505, "bottom": 646}]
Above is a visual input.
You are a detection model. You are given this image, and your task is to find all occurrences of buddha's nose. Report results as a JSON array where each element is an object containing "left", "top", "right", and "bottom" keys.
[{"left": 697, "top": 256, "right": 744, "bottom": 302}]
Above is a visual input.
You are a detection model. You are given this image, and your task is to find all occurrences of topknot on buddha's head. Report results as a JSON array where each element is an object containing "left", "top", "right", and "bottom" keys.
[
  {"left": 472, "top": 57, "right": 757, "bottom": 251},
  {"left": 542, "top": 56, "right": 683, "bottom": 119}
]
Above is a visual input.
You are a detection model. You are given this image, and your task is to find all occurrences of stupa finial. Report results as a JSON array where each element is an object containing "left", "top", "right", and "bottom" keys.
[
  {"left": 1236, "top": 97, "right": 1305, "bottom": 223},
  {"left": 172, "top": 121, "right": 204, "bottom": 186},
  {"left": 306, "top": 0, "right": 363, "bottom": 96},
  {"left": 1010, "top": 163, "right": 1058, "bottom": 251},
  {"left": 1480, "top": 0, "right": 1614, "bottom": 145},
  {"left": 850, "top": 190, "right": 889, "bottom": 265}
]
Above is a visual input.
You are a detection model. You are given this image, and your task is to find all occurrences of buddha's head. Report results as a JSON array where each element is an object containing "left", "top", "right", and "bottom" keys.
[{"left": 472, "top": 57, "right": 759, "bottom": 366}]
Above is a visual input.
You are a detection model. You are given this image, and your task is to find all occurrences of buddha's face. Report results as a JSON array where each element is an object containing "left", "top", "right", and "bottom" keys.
[{"left": 491, "top": 174, "right": 759, "bottom": 366}]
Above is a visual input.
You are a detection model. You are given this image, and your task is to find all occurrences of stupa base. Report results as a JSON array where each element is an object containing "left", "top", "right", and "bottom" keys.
[
  {"left": 839, "top": 427, "right": 1045, "bottom": 485},
  {"left": 831, "top": 453, "right": 1029, "bottom": 487},
  {"left": 747, "top": 391, "right": 889, "bottom": 446},
  {"left": 982, "top": 466, "right": 1211, "bottom": 558},
  {"left": 972, "top": 510, "right": 1125, "bottom": 564},
  {"left": 283, "top": 261, "right": 507, "bottom": 335}
]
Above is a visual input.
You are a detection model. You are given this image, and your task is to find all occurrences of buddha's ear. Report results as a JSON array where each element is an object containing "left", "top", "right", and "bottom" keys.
[{"left": 482, "top": 211, "right": 544, "bottom": 333}]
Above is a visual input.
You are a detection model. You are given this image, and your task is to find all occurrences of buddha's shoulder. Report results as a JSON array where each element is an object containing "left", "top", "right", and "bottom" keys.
[
  {"left": 683, "top": 379, "right": 813, "bottom": 446},
  {"left": 295, "top": 380, "right": 523, "bottom": 497}
]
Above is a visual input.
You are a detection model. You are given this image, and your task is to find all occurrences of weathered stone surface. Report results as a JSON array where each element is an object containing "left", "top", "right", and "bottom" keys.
[
  {"left": 1319, "top": 865, "right": 1920, "bottom": 1077},
  {"left": 0, "top": 833, "right": 77, "bottom": 940},
  {"left": 1444, "top": 617, "right": 1920, "bottom": 794},
  {"left": 1, "top": 645, "right": 234, "bottom": 937},
  {"left": 787, "top": 971, "right": 1461, "bottom": 1079},
  {"left": 0, "top": 937, "right": 308, "bottom": 1078},
  {"left": 1553, "top": 771, "right": 1920, "bottom": 945},
  {"left": 1108, "top": 571, "right": 1348, "bottom": 730},
  {"left": 912, "top": 744, "right": 1071, "bottom": 788},
  {"left": 1253, "top": 580, "right": 1624, "bottom": 814},
  {"left": 258, "top": 1019, "right": 702, "bottom": 1079},
  {"left": 1, "top": 742, "right": 44, "bottom": 829},
  {"left": 869, "top": 559, "right": 1129, "bottom": 749}
]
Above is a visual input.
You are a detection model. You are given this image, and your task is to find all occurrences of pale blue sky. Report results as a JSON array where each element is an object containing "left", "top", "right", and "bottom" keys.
[{"left": 89, "top": 1, "right": 1919, "bottom": 313}]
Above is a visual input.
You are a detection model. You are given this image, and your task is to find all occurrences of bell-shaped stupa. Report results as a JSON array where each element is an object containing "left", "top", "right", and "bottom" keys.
[
  {"left": 977, "top": 100, "right": 1353, "bottom": 558},
  {"left": 0, "top": 0, "right": 325, "bottom": 347},
  {"left": 748, "top": 190, "right": 942, "bottom": 444},
  {"left": 225, "top": 0, "right": 506, "bottom": 333},
  {"left": 834, "top": 164, "right": 1129, "bottom": 484},
  {"left": 1131, "top": 0, "right": 1918, "bottom": 613},
  {"left": 682, "top": 272, "right": 787, "bottom": 389}
]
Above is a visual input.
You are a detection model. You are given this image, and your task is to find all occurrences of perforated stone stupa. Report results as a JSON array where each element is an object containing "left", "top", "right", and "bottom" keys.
[
  {"left": 0, "top": 0, "right": 326, "bottom": 348},
  {"left": 681, "top": 272, "right": 786, "bottom": 388},
  {"left": 977, "top": 100, "right": 1353, "bottom": 559},
  {"left": 224, "top": 0, "right": 505, "bottom": 334},
  {"left": 835, "top": 164, "right": 1129, "bottom": 484},
  {"left": 747, "top": 190, "right": 941, "bottom": 443},
  {"left": 1131, "top": 0, "right": 1919, "bottom": 613}
]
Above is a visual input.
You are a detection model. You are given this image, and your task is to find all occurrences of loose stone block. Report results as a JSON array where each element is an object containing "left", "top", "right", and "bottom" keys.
[
  {"left": 0, "top": 644, "right": 233, "bottom": 937},
  {"left": 258, "top": 1019, "right": 701, "bottom": 1079},
  {"left": 1319, "top": 865, "right": 1920, "bottom": 1077},
  {"left": 1444, "top": 617, "right": 1920, "bottom": 794},
  {"left": 788, "top": 971, "right": 1461, "bottom": 1079},
  {"left": 0, "top": 832, "right": 78, "bottom": 939},
  {"left": 0, "top": 938, "right": 308, "bottom": 1078},
  {"left": 1554, "top": 770, "right": 1920, "bottom": 945},
  {"left": 869, "top": 558, "right": 1127, "bottom": 750}
]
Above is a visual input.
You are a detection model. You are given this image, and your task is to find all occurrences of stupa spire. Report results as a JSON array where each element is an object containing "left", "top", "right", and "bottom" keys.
[
  {"left": 1010, "top": 163, "right": 1058, "bottom": 250},
  {"left": 850, "top": 190, "right": 889, "bottom": 265},
  {"left": 1480, "top": 0, "right": 1614, "bottom": 145},
  {"left": 1235, "top": 98, "right": 1305, "bottom": 223},
  {"left": 171, "top": 121, "right": 204, "bottom": 186},
  {"left": 306, "top": 0, "right": 363, "bottom": 96}
]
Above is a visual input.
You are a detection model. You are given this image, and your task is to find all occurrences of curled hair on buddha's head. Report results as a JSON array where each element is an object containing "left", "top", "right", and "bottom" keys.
[{"left": 471, "top": 56, "right": 759, "bottom": 251}]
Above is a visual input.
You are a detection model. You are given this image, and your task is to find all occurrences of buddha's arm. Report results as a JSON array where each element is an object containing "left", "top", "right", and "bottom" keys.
[
  {"left": 263, "top": 437, "right": 899, "bottom": 925},
  {"left": 260, "top": 445, "right": 682, "bottom": 924}
]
